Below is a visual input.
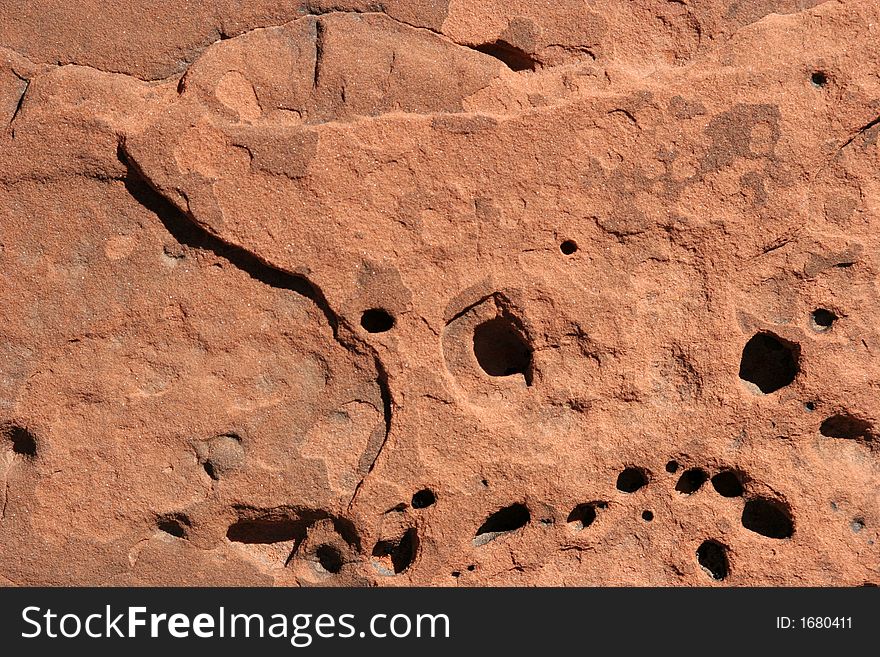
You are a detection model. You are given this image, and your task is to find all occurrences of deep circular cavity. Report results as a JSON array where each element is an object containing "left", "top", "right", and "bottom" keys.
[
  {"left": 411, "top": 488, "right": 436, "bottom": 509},
  {"left": 616, "top": 467, "right": 648, "bottom": 493},
  {"left": 316, "top": 544, "right": 344, "bottom": 573},
  {"left": 360, "top": 308, "right": 395, "bottom": 333},
  {"left": 811, "top": 308, "right": 837, "bottom": 331},
  {"left": 560, "top": 239, "right": 578, "bottom": 255}
]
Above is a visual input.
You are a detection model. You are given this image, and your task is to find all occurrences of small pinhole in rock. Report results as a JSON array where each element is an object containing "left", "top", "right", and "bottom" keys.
[
  {"left": 710, "top": 470, "right": 744, "bottom": 498},
  {"left": 642, "top": 510, "right": 654, "bottom": 522},
  {"left": 665, "top": 460, "right": 679, "bottom": 474},
  {"left": 738, "top": 332, "right": 799, "bottom": 394},
  {"left": 157, "top": 513, "right": 191, "bottom": 538},
  {"left": 851, "top": 519, "right": 865, "bottom": 533},
  {"left": 481, "top": 478, "right": 489, "bottom": 488},
  {"left": 675, "top": 468, "right": 708, "bottom": 494},
  {"left": 616, "top": 467, "right": 648, "bottom": 493},
  {"left": 697, "top": 540, "right": 729, "bottom": 580},
  {"left": 4, "top": 425, "right": 37, "bottom": 458},
  {"left": 742, "top": 498, "right": 794, "bottom": 539},
  {"left": 473, "top": 316, "right": 533, "bottom": 382},
  {"left": 451, "top": 571, "right": 461, "bottom": 578},
  {"left": 804, "top": 401, "right": 816, "bottom": 412},
  {"left": 810, "top": 71, "right": 828, "bottom": 88},
  {"left": 467, "top": 564, "right": 476, "bottom": 571},
  {"left": 811, "top": 308, "right": 837, "bottom": 332},
  {"left": 360, "top": 308, "right": 395, "bottom": 333},
  {"left": 474, "top": 503, "right": 530, "bottom": 545},
  {"left": 560, "top": 240, "right": 578, "bottom": 255},
  {"left": 411, "top": 488, "right": 436, "bottom": 509},
  {"left": 316, "top": 544, "right": 343, "bottom": 573}
]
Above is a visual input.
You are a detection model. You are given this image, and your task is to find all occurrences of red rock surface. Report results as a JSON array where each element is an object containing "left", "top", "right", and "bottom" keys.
[{"left": 0, "top": 0, "right": 878, "bottom": 586}]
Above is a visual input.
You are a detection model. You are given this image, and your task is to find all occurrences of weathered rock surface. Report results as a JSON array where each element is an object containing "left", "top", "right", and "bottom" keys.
[{"left": 0, "top": 0, "right": 877, "bottom": 586}]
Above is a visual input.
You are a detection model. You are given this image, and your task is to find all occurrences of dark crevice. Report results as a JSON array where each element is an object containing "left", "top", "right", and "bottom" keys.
[
  {"left": 313, "top": 18, "right": 326, "bottom": 89},
  {"left": 118, "top": 140, "right": 395, "bottom": 512},
  {"left": 473, "top": 40, "right": 538, "bottom": 71},
  {"left": 839, "top": 114, "right": 880, "bottom": 151},
  {"left": 226, "top": 507, "right": 360, "bottom": 560},
  {"left": 7, "top": 71, "right": 29, "bottom": 137}
]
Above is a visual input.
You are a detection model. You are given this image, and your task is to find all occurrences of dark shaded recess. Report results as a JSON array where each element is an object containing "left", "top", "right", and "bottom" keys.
[
  {"left": 315, "top": 544, "right": 344, "bottom": 574},
  {"left": 119, "top": 143, "right": 392, "bottom": 489},
  {"left": 560, "top": 239, "right": 578, "bottom": 255},
  {"left": 697, "top": 540, "right": 729, "bottom": 580},
  {"left": 642, "top": 510, "right": 654, "bottom": 522},
  {"left": 476, "top": 503, "right": 531, "bottom": 540},
  {"left": 473, "top": 316, "right": 533, "bottom": 381},
  {"left": 226, "top": 509, "right": 360, "bottom": 553},
  {"left": 567, "top": 502, "right": 605, "bottom": 529},
  {"left": 616, "top": 467, "right": 648, "bottom": 493},
  {"left": 675, "top": 468, "right": 708, "bottom": 494},
  {"left": 738, "top": 332, "right": 799, "bottom": 393},
  {"left": 474, "top": 40, "right": 537, "bottom": 71},
  {"left": 742, "top": 498, "right": 794, "bottom": 539},
  {"left": 203, "top": 460, "right": 219, "bottom": 480},
  {"left": 711, "top": 470, "right": 744, "bottom": 497},
  {"left": 665, "top": 460, "right": 679, "bottom": 473},
  {"left": 4, "top": 424, "right": 37, "bottom": 458},
  {"left": 411, "top": 488, "right": 436, "bottom": 509},
  {"left": 118, "top": 145, "right": 338, "bottom": 332},
  {"left": 811, "top": 308, "right": 837, "bottom": 330},
  {"left": 372, "top": 528, "right": 418, "bottom": 574},
  {"left": 226, "top": 517, "right": 302, "bottom": 544},
  {"left": 157, "top": 513, "right": 191, "bottom": 538},
  {"left": 361, "top": 308, "right": 395, "bottom": 333},
  {"left": 810, "top": 71, "right": 828, "bottom": 87},
  {"left": 819, "top": 414, "right": 873, "bottom": 440}
]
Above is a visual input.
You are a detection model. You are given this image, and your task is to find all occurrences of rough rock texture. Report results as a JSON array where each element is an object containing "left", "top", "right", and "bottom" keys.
[{"left": 0, "top": 0, "right": 878, "bottom": 586}]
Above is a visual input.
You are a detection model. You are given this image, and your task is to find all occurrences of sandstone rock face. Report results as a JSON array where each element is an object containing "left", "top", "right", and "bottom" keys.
[{"left": 0, "top": 1, "right": 878, "bottom": 586}]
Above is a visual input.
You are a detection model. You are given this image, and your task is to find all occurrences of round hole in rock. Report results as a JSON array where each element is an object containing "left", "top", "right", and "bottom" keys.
[
  {"left": 804, "top": 401, "right": 816, "bottom": 412},
  {"left": 642, "top": 510, "right": 654, "bottom": 522},
  {"left": 567, "top": 502, "right": 603, "bottom": 530},
  {"left": 810, "top": 70, "right": 828, "bottom": 87},
  {"left": 819, "top": 413, "right": 873, "bottom": 440},
  {"left": 851, "top": 519, "right": 865, "bottom": 533},
  {"left": 4, "top": 425, "right": 37, "bottom": 458},
  {"left": 472, "top": 316, "right": 532, "bottom": 381},
  {"left": 411, "top": 488, "right": 436, "bottom": 509},
  {"left": 742, "top": 498, "right": 794, "bottom": 539},
  {"left": 360, "top": 308, "right": 395, "bottom": 333},
  {"left": 467, "top": 564, "right": 476, "bottom": 571},
  {"left": 665, "top": 460, "right": 679, "bottom": 474},
  {"left": 697, "top": 540, "right": 729, "bottom": 580},
  {"left": 560, "top": 239, "right": 578, "bottom": 255},
  {"left": 710, "top": 470, "right": 744, "bottom": 498},
  {"left": 675, "top": 468, "right": 708, "bottom": 494},
  {"left": 811, "top": 308, "right": 837, "bottom": 331},
  {"left": 157, "top": 513, "right": 190, "bottom": 539},
  {"left": 316, "top": 544, "right": 344, "bottom": 574},
  {"left": 738, "top": 332, "right": 799, "bottom": 394},
  {"left": 616, "top": 467, "right": 648, "bottom": 493}
]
